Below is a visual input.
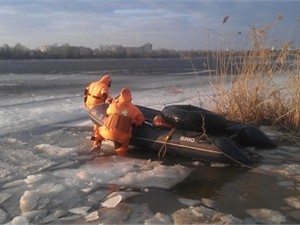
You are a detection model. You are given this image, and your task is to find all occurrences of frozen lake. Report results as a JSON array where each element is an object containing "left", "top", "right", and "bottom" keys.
[{"left": 1, "top": 59, "right": 300, "bottom": 224}]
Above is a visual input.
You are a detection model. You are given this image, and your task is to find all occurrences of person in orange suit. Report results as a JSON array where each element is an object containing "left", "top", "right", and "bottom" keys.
[
  {"left": 94, "top": 88, "right": 145, "bottom": 155},
  {"left": 84, "top": 74, "right": 112, "bottom": 110},
  {"left": 83, "top": 74, "right": 112, "bottom": 150},
  {"left": 152, "top": 114, "right": 174, "bottom": 128}
]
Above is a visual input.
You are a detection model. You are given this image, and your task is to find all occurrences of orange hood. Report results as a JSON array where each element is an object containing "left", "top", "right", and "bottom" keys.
[
  {"left": 118, "top": 88, "right": 132, "bottom": 103},
  {"left": 99, "top": 74, "right": 111, "bottom": 86}
]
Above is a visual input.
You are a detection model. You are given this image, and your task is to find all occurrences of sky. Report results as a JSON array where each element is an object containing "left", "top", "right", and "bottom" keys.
[{"left": 0, "top": 0, "right": 299, "bottom": 50}]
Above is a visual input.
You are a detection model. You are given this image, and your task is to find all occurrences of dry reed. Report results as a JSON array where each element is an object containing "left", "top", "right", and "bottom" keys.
[{"left": 209, "top": 17, "right": 300, "bottom": 135}]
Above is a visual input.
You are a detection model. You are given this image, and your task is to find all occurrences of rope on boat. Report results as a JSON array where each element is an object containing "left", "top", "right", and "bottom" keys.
[
  {"left": 158, "top": 128, "right": 176, "bottom": 159},
  {"left": 157, "top": 112, "right": 255, "bottom": 168},
  {"left": 200, "top": 110, "right": 255, "bottom": 168}
]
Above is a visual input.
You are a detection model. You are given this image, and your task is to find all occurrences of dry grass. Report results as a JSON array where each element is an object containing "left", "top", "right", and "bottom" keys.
[{"left": 209, "top": 17, "right": 300, "bottom": 135}]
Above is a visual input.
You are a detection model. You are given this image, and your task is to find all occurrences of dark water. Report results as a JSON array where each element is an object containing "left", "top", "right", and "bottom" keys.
[{"left": 0, "top": 58, "right": 209, "bottom": 74}]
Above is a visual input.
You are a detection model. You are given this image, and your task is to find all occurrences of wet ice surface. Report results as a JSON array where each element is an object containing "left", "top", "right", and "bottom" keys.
[{"left": 1, "top": 63, "right": 300, "bottom": 224}]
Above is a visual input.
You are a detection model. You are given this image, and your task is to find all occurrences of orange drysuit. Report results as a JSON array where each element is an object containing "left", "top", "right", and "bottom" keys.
[
  {"left": 97, "top": 88, "right": 145, "bottom": 154},
  {"left": 84, "top": 74, "right": 112, "bottom": 110},
  {"left": 83, "top": 74, "right": 112, "bottom": 149},
  {"left": 153, "top": 114, "right": 174, "bottom": 128}
]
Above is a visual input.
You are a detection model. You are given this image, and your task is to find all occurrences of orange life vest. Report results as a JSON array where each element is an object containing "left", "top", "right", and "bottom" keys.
[
  {"left": 104, "top": 113, "right": 133, "bottom": 133},
  {"left": 99, "top": 88, "right": 145, "bottom": 144},
  {"left": 84, "top": 75, "right": 111, "bottom": 110}
]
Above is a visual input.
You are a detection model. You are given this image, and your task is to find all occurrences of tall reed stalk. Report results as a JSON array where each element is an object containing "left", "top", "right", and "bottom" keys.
[{"left": 210, "top": 17, "right": 300, "bottom": 135}]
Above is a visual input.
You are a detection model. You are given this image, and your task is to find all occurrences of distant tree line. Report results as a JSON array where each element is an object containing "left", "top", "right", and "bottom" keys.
[
  {"left": 0, "top": 43, "right": 192, "bottom": 59},
  {"left": 0, "top": 43, "right": 298, "bottom": 60},
  {"left": 0, "top": 43, "right": 240, "bottom": 59}
]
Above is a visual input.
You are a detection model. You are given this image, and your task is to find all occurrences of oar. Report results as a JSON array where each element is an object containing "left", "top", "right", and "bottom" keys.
[
  {"left": 213, "top": 137, "right": 252, "bottom": 167},
  {"left": 89, "top": 103, "right": 109, "bottom": 126}
]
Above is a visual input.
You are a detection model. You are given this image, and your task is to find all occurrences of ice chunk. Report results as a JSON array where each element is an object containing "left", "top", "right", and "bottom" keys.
[
  {"left": 0, "top": 192, "right": 12, "bottom": 204},
  {"left": 41, "top": 209, "right": 67, "bottom": 223},
  {"left": 113, "top": 162, "right": 191, "bottom": 189},
  {"left": 20, "top": 190, "right": 39, "bottom": 213},
  {"left": 37, "top": 197, "right": 50, "bottom": 209},
  {"left": 37, "top": 182, "right": 65, "bottom": 194},
  {"left": 9, "top": 216, "right": 30, "bottom": 225},
  {"left": 0, "top": 167, "right": 11, "bottom": 180},
  {"left": 172, "top": 206, "right": 242, "bottom": 224},
  {"left": 21, "top": 209, "right": 47, "bottom": 220},
  {"left": 144, "top": 212, "right": 171, "bottom": 224},
  {"left": 86, "top": 189, "right": 110, "bottom": 206},
  {"left": 2, "top": 179, "right": 25, "bottom": 188},
  {"left": 97, "top": 203, "right": 130, "bottom": 224},
  {"left": 76, "top": 170, "right": 90, "bottom": 180},
  {"left": 273, "top": 164, "right": 300, "bottom": 179},
  {"left": 84, "top": 211, "right": 99, "bottom": 221},
  {"left": 24, "top": 174, "right": 47, "bottom": 185},
  {"left": 4, "top": 137, "right": 26, "bottom": 145},
  {"left": 59, "top": 214, "right": 82, "bottom": 221},
  {"left": 106, "top": 191, "right": 140, "bottom": 202},
  {"left": 34, "top": 144, "right": 76, "bottom": 158},
  {"left": 178, "top": 197, "right": 201, "bottom": 206},
  {"left": 202, "top": 198, "right": 215, "bottom": 208},
  {"left": 285, "top": 196, "right": 300, "bottom": 209},
  {"left": 68, "top": 206, "right": 91, "bottom": 215},
  {"left": 278, "top": 180, "right": 294, "bottom": 188},
  {"left": 247, "top": 208, "right": 286, "bottom": 224},
  {"left": 211, "top": 162, "right": 228, "bottom": 167},
  {"left": 0, "top": 208, "right": 7, "bottom": 224},
  {"left": 101, "top": 194, "right": 122, "bottom": 208}
]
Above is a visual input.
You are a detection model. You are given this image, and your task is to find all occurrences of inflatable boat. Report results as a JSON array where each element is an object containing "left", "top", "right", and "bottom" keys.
[{"left": 89, "top": 103, "right": 276, "bottom": 166}]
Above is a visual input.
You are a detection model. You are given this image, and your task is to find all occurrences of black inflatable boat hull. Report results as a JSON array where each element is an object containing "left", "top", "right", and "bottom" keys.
[
  {"left": 89, "top": 104, "right": 275, "bottom": 165},
  {"left": 161, "top": 104, "right": 228, "bottom": 134}
]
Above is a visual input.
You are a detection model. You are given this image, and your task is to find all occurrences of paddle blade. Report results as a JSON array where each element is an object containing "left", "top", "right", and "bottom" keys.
[{"left": 213, "top": 137, "right": 252, "bottom": 166}]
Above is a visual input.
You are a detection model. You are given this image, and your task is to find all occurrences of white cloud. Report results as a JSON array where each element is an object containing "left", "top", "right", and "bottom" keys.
[{"left": 0, "top": 0, "right": 299, "bottom": 49}]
